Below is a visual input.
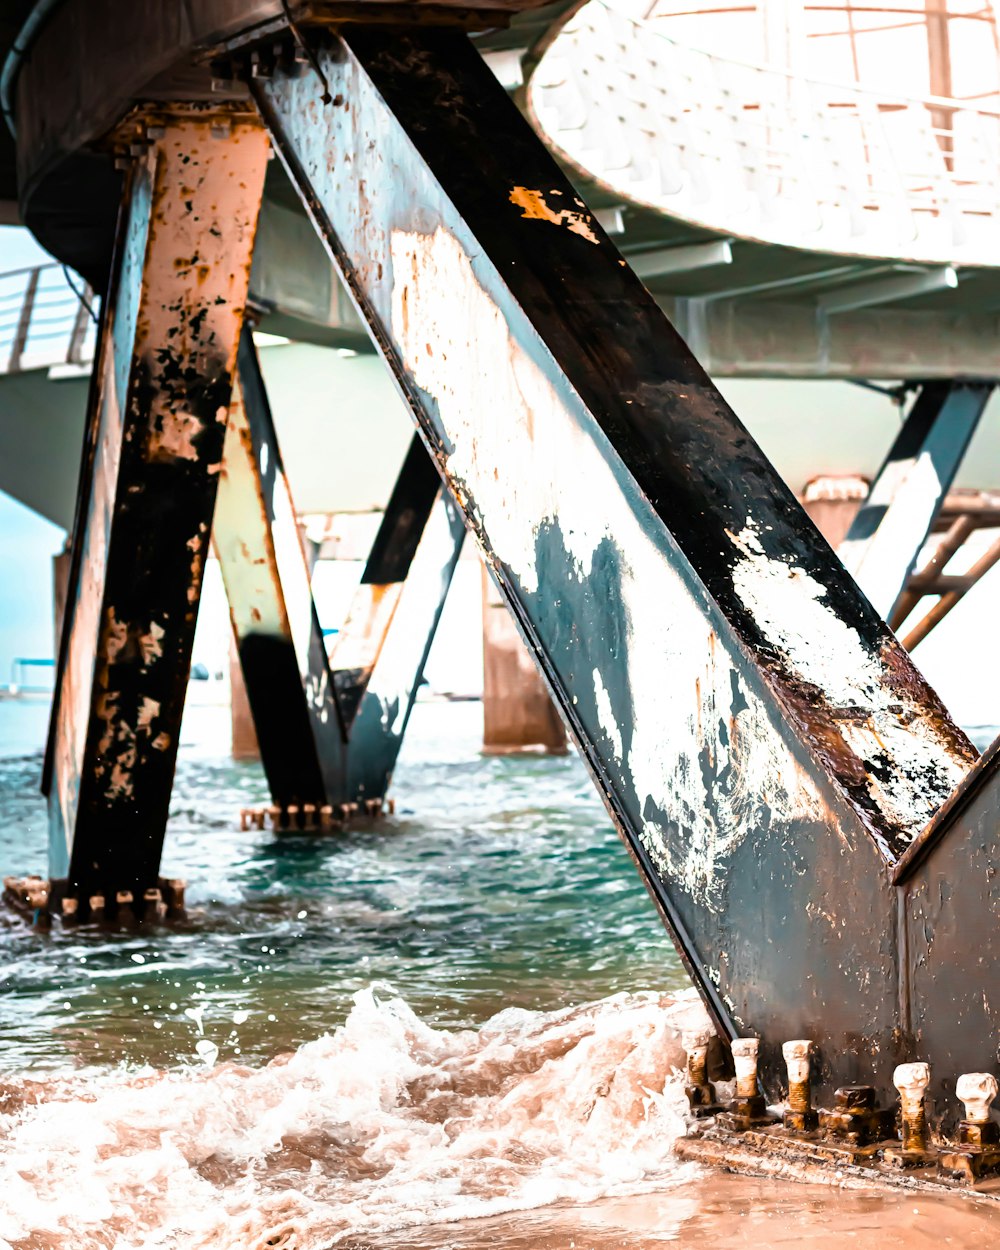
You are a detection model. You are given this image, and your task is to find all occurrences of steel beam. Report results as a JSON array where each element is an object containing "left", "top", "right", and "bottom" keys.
[
  {"left": 838, "top": 381, "right": 993, "bottom": 623},
  {"left": 817, "top": 266, "right": 958, "bottom": 314},
  {"left": 338, "top": 462, "right": 466, "bottom": 803},
  {"left": 630, "top": 240, "right": 733, "bottom": 280},
  {"left": 43, "top": 109, "right": 269, "bottom": 910},
  {"left": 254, "top": 27, "right": 976, "bottom": 1106},
  {"left": 217, "top": 330, "right": 464, "bottom": 816}
]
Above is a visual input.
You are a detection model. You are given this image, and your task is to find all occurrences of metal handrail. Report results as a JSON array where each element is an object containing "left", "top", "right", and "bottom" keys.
[
  {"left": 527, "top": 0, "right": 1000, "bottom": 266},
  {"left": 0, "top": 261, "right": 96, "bottom": 373}
]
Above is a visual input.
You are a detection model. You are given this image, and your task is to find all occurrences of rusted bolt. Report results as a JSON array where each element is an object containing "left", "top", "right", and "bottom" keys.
[
  {"left": 724, "top": 1037, "right": 768, "bottom": 1129},
  {"left": 163, "top": 878, "right": 186, "bottom": 914},
  {"left": 89, "top": 894, "right": 105, "bottom": 921},
  {"left": 820, "top": 1084, "right": 885, "bottom": 1146},
  {"left": 894, "top": 1062, "right": 931, "bottom": 1153},
  {"left": 683, "top": 1027, "right": 721, "bottom": 1117},
  {"left": 957, "top": 1073, "right": 1000, "bottom": 1147},
  {"left": 732, "top": 1038, "right": 759, "bottom": 1100},
  {"left": 782, "top": 1040, "right": 818, "bottom": 1132},
  {"left": 61, "top": 897, "right": 78, "bottom": 920},
  {"left": 835, "top": 1084, "right": 876, "bottom": 1113},
  {"left": 684, "top": 1028, "right": 710, "bottom": 1086}
]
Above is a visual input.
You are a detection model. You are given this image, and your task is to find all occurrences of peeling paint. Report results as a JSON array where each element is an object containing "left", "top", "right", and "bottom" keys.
[
  {"left": 727, "top": 520, "right": 968, "bottom": 844},
  {"left": 509, "top": 186, "right": 599, "bottom": 244},
  {"left": 391, "top": 224, "right": 826, "bottom": 909}
]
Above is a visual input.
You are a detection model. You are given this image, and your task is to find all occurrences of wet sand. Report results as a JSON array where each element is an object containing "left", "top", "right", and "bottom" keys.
[{"left": 361, "top": 1172, "right": 1000, "bottom": 1250}]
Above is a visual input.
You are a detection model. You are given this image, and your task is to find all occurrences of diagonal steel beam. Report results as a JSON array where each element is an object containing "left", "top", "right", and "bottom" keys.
[
  {"left": 340, "top": 471, "right": 466, "bottom": 804},
  {"left": 217, "top": 330, "right": 464, "bottom": 818},
  {"left": 253, "top": 26, "right": 976, "bottom": 1103},
  {"left": 43, "top": 108, "right": 270, "bottom": 912},
  {"left": 839, "top": 381, "right": 993, "bottom": 623}
]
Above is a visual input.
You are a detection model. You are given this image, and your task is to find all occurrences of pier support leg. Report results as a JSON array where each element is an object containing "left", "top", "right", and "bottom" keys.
[
  {"left": 215, "top": 330, "right": 347, "bottom": 808},
  {"left": 215, "top": 330, "right": 463, "bottom": 818},
  {"left": 333, "top": 431, "right": 466, "bottom": 803},
  {"left": 482, "top": 564, "right": 567, "bottom": 755},
  {"left": 43, "top": 109, "right": 268, "bottom": 910},
  {"left": 255, "top": 28, "right": 975, "bottom": 1103},
  {"left": 838, "top": 381, "right": 993, "bottom": 622}
]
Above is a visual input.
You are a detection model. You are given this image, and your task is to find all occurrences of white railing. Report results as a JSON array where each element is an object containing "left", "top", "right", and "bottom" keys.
[
  {"left": 527, "top": 0, "right": 1000, "bottom": 266},
  {"left": 0, "top": 262, "right": 96, "bottom": 375}
]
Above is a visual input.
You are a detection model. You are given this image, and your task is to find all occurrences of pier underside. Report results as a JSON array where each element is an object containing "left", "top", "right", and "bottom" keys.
[{"left": 4, "top": 0, "right": 1000, "bottom": 1131}]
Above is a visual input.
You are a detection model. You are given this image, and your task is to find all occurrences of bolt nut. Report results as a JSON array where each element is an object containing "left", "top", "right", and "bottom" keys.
[{"left": 957, "top": 1072, "right": 998, "bottom": 1124}]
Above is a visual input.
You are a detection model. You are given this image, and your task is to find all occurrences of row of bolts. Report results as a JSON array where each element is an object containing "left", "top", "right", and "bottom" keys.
[
  {"left": 685, "top": 1031, "right": 999, "bottom": 1151},
  {"left": 3, "top": 875, "right": 186, "bottom": 922}
]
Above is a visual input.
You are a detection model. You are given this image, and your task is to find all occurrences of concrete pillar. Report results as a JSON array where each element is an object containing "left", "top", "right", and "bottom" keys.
[
  {"left": 229, "top": 636, "right": 260, "bottom": 760},
  {"left": 800, "top": 475, "right": 866, "bottom": 549},
  {"left": 481, "top": 564, "right": 567, "bottom": 755}
]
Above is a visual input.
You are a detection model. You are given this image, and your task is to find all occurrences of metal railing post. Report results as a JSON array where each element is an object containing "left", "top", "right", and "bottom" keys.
[{"left": 8, "top": 266, "right": 39, "bottom": 372}]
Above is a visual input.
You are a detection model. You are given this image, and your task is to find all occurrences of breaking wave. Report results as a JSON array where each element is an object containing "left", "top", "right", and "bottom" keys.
[{"left": 0, "top": 987, "right": 710, "bottom": 1250}]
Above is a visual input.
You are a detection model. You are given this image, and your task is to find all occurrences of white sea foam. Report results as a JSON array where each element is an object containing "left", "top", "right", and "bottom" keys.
[{"left": 0, "top": 987, "right": 709, "bottom": 1250}]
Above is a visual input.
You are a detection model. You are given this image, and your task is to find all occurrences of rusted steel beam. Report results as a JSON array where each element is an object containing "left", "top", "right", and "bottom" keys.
[
  {"left": 254, "top": 27, "right": 977, "bottom": 1105},
  {"left": 218, "top": 331, "right": 463, "bottom": 813},
  {"left": 888, "top": 513, "right": 974, "bottom": 631},
  {"left": 838, "top": 381, "right": 993, "bottom": 623},
  {"left": 901, "top": 531, "right": 1000, "bottom": 651},
  {"left": 215, "top": 329, "right": 348, "bottom": 808},
  {"left": 43, "top": 109, "right": 269, "bottom": 911}
]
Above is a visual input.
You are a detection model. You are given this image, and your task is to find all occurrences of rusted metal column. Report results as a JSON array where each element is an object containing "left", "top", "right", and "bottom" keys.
[
  {"left": 215, "top": 331, "right": 347, "bottom": 808},
  {"left": 254, "top": 28, "right": 976, "bottom": 1103},
  {"left": 217, "top": 331, "right": 463, "bottom": 813},
  {"left": 838, "top": 381, "right": 993, "bottom": 622},
  {"left": 43, "top": 108, "right": 269, "bottom": 910}
]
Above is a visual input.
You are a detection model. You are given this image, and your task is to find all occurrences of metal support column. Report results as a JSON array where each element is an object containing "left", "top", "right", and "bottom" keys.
[
  {"left": 43, "top": 109, "right": 269, "bottom": 914},
  {"left": 254, "top": 27, "right": 976, "bottom": 1105},
  {"left": 215, "top": 329, "right": 463, "bottom": 821},
  {"left": 838, "top": 380, "right": 993, "bottom": 623}
]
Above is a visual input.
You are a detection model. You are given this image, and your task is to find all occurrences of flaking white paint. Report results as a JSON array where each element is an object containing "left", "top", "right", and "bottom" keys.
[{"left": 391, "top": 225, "right": 832, "bottom": 909}]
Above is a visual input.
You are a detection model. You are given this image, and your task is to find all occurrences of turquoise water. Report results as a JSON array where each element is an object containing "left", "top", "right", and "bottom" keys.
[
  {"left": 0, "top": 699, "right": 683, "bottom": 1073},
  {"left": 2, "top": 698, "right": 999, "bottom": 1249}
]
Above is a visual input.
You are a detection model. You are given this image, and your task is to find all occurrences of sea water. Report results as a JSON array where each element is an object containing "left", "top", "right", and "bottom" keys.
[{"left": 0, "top": 699, "right": 998, "bottom": 1248}]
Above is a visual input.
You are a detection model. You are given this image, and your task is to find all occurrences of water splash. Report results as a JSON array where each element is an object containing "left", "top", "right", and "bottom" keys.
[{"left": 0, "top": 988, "right": 709, "bottom": 1250}]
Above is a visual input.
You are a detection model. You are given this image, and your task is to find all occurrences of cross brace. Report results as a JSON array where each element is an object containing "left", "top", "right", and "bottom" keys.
[{"left": 215, "top": 328, "right": 464, "bottom": 819}]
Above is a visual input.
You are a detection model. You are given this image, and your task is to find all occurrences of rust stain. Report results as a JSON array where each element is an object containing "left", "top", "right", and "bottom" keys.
[{"left": 509, "top": 187, "right": 599, "bottom": 244}]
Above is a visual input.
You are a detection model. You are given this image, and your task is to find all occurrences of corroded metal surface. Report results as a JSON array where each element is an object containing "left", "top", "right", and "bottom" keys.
[
  {"left": 218, "top": 334, "right": 464, "bottom": 810},
  {"left": 44, "top": 110, "right": 269, "bottom": 907},
  {"left": 255, "top": 27, "right": 978, "bottom": 1104},
  {"left": 839, "top": 381, "right": 993, "bottom": 623},
  {"left": 891, "top": 738, "right": 1000, "bottom": 1118}
]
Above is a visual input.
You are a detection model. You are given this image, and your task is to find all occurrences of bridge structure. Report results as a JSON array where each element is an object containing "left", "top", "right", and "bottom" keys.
[{"left": 2, "top": 0, "right": 1000, "bottom": 1125}]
